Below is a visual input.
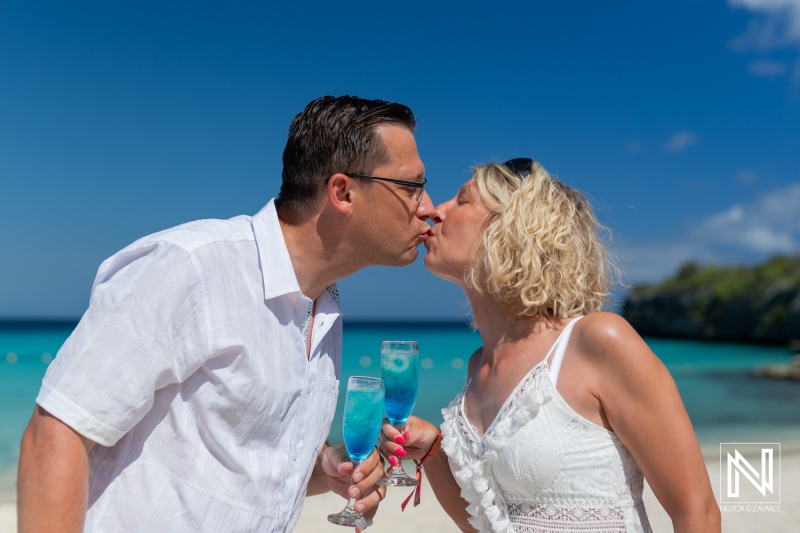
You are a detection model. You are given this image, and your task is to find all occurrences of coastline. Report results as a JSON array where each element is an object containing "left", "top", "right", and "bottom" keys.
[{"left": 3, "top": 443, "right": 798, "bottom": 533}]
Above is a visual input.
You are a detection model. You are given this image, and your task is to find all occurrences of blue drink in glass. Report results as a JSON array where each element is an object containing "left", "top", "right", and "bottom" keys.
[
  {"left": 377, "top": 341, "right": 420, "bottom": 487},
  {"left": 328, "top": 376, "right": 384, "bottom": 528},
  {"left": 383, "top": 351, "right": 419, "bottom": 426},
  {"left": 343, "top": 387, "right": 385, "bottom": 462}
]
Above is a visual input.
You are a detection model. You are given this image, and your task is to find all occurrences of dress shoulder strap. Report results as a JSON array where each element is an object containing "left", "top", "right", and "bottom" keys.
[{"left": 546, "top": 316, "right": 584, "bottom": 387}]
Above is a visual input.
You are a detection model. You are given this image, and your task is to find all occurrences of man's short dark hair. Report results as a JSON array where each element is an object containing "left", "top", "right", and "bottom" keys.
[{"left": 278, "top": 95, "right": 416, "bottom": 215}]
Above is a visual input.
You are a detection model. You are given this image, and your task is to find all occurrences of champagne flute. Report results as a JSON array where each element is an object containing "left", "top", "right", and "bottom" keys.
[
  {"left": 377, "top": 340, "right": 420, "bottom": 487},
  {"left": 328, "top": 376, "right": 385, "bottom": 528}
]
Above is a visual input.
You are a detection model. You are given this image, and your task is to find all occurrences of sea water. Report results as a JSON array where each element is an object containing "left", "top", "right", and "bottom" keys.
[{"left": 2, "top": 320, "right": 800, "bottom": 500}]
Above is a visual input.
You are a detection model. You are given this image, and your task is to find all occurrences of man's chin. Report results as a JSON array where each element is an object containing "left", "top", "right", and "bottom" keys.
[
  {"left": 374, "top": 248, "right": 419, "bottom": 268},
  {"left": 398, "top": 248, "right": 420, "bottom": 265}
]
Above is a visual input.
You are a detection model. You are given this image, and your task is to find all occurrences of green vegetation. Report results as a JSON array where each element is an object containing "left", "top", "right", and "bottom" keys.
[
  {"left": 623, "top": 255, "right": 800, "bottom": 345},
  {"left": 635, "top": 255, "right": 800, "bottom": 298}
]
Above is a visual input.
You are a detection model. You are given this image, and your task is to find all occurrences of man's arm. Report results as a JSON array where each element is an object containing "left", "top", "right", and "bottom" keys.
[{"left": 18, "top": 406, "right": 96, "bottom": 533}]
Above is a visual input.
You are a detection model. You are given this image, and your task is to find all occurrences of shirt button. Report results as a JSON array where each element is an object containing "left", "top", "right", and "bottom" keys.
[
  {"left": 306, "top": 384, "right": 312, "bottom": 393},
  {"left": 291, "top": 451, "right": 298, "bottom": 461},
  {"left": 278, "top": 518, "right": 286, "bottom": 528}
]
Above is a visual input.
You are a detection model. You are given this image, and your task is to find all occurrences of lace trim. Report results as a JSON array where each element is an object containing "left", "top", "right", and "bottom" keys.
[
  {"left": 507, "top": 502, "right": 626, "bottom": 530},
  {"left": 441, "top": 366, "right": 553, "bottom": 533}
]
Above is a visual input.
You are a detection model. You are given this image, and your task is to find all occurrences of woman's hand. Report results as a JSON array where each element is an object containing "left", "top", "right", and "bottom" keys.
[{"left": 379, "top": 415, "right": 440, "bottom": 466}]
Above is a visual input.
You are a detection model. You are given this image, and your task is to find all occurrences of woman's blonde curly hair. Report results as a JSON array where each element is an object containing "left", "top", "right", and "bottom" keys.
[{"left": 464, "top": 161, "right": 619, "bottom": 318}]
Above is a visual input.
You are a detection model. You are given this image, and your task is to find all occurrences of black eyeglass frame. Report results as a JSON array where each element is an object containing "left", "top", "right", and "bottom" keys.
[
  {"left": 503, "top": 158, "right": 534, "bottom": 180},
  {"left": 343, "top": 172, "right": 428, "bottom": 200}
]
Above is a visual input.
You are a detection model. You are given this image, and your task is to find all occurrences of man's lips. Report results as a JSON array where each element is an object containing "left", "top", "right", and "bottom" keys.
[{"left": 420, "top": 229, "right": 434, "bottom": 248}]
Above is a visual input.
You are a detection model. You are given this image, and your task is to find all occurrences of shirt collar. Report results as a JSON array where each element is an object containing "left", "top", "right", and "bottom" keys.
[
  {"left": 251, "top": 199, "right": 342, "bottom": 309},
  {"left": 252, "top": 199, "right": 303, "bottom": 301}
]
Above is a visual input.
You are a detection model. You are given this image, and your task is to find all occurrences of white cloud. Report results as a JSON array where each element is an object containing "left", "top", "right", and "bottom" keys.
[
  {"left": 663, "top": 131, "right": 699, "bottom": 153},
  {"left": 748, "top": 59, "right": 789, "bottom": 75},
  {"left": 616, "top": 240, "right": 717, "bottom": 285},
  {"left": 618, "top": 182, "right": 800, "bottom": 282},
  {"left": 729, "top": 0, "right": 800, "bottom": 51},
  {"left": 730, "top": 1, "right": 800, "bottom": 86}
]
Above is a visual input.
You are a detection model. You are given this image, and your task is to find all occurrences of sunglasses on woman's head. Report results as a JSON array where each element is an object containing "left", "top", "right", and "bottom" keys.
[{"left": 503, "top": 158, "right": 534, "bottom": 180}]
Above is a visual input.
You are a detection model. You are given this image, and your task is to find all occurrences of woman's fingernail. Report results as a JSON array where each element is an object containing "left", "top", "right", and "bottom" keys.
[
  {"left": 352, "top": 472, "right": 364, "bottom": 483},
  {"left": 355, "top": 503, "right": 365, "bottom": 512},
  {"left": 404, "top": 431, "right": 410, "bottom": 440},
  {"left": 394, "top": 435, "right": 405, "bottom": 445},
  {"left": 389, "top": 456, "right": 398, "bottom": 467},
  {"left": 396, "top": 448, "right": 407, "bottom": 457},
  {"left": 349, "top": 486, "right": 360, "bottom": 498}
]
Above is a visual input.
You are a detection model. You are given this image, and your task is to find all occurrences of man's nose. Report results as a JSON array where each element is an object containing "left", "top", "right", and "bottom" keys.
[
  {"left": 415, "top": 190, "right": 435, "bottom": 221},
  {"left": 418, "top": 196, "right": 448, "bottom": 225}
]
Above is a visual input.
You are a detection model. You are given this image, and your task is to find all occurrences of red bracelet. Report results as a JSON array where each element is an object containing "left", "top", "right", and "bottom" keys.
[{"left": 401, "top": 430, "right": 444, "bottom": 511}]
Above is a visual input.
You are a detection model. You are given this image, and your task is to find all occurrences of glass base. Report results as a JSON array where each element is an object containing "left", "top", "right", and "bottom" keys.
[
  {"left": 377, "top": 464, "right": 420, "bottom": 487},
  {"left": 327, "top": 508, "right": 373, "bottom": 528}
]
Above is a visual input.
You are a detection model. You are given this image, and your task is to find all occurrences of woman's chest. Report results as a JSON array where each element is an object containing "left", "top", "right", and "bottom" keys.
[{"left": 463, "top": 361, "right": 547, "bottom": 436}]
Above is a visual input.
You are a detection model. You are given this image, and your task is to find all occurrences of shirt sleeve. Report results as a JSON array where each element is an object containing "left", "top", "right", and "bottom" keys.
[{"left": 37, "top": 239, "right": 213, "bottom": 446}]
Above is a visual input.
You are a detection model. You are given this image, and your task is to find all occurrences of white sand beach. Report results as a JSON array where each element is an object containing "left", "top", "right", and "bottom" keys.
[{"left": 2, "top": 444, "right": 798, "bottom": 533}]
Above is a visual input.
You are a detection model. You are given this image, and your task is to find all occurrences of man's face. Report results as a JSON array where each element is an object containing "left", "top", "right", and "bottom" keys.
[{"left": 351, "top": 125, "right": 432, "bottom": 267}]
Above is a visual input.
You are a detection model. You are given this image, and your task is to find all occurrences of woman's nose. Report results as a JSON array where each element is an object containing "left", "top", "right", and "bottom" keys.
[{"left": 427, "top": 200, "right": 450, "bottom": 224}]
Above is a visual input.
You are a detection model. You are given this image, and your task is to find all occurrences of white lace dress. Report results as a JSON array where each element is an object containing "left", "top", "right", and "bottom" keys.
[{"left": 440, "top": 317, "right": 653, "bottom": 533}]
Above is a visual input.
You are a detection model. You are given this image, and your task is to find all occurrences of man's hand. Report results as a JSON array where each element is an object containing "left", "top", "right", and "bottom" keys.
[{"left": 320, "top": 444, "right": 386, "bottom": 530}]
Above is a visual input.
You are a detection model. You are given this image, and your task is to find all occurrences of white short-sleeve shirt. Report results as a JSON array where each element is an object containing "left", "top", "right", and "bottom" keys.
[{"left": 37, "top": 199, "right": 343, "bottom": 532}]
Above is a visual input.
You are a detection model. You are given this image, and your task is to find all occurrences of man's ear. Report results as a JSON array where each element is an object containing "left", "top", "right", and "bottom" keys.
[{"left": 326, "top": 173, "right": 356, "bottom": 215}]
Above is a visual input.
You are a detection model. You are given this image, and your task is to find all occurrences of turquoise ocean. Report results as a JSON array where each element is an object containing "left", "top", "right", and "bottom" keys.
[{"left": 2, "top": 321, "right": 800, "bottom": 501}]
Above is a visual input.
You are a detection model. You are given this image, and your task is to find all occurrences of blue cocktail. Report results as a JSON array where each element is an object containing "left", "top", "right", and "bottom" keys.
[
  {"left": 377, "top": 341, "right": 420, "bottom": 487},
  {"left": 328, "top": 376, "right": 385, "bottom": 528},
  {"left": 343, "top": 384, "right": 386, "bottom": 462}
]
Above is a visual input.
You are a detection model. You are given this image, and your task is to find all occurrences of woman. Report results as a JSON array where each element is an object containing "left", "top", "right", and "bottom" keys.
[{"left": 380, "top": 159, "right": 720, "bottom": 532}]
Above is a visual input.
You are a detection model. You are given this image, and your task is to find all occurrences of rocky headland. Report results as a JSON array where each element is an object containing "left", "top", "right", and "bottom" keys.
[{"left": 621, "top": 255, "right": 800, "bottom": 346}]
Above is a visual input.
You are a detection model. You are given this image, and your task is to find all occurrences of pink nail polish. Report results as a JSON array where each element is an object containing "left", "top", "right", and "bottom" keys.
[
  {"left": 396, "top": 448, "right": 407, "bottom": 457},
  {"left": 389, "top": 456, "right": 398, "bottom": 467},
  {"left": 404, "top": 431, "right": 410, "bottom": 440},
  {"left": 394, "top": 435, "right": 405, "bottom": 445}
]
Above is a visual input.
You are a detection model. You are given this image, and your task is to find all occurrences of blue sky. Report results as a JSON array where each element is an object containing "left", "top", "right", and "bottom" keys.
[{"left": 2, "top": 1, "right": 799, "bottom": 320}]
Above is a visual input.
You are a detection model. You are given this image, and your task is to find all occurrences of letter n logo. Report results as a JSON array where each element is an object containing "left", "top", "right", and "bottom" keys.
[
  {"left": 727, "top": 449, "right": 772, "bottom": 497},
  {"left": 720, "top": 443, "right": 781, "bottom": 504}
]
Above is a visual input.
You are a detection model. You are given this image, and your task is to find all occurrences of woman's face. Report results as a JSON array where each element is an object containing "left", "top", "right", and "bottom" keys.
[{"left": 423, "top": 177, "right": 490, "bottom": 285}]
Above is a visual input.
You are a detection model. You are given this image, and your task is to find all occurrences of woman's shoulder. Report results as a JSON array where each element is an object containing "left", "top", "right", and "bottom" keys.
[
  {"left": 571, "top": 312, "right": 653, "bottom": 366},
  {"left": 575, "top": 312, "right": 636, "bottom": 341}
]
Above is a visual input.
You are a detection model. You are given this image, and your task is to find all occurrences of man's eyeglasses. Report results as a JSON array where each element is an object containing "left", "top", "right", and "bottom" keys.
[
  {"left": 503, "top": 158, "right": 534, "bottom": 180},
  {"left": 344, "top": 173, "right": 428, "bottom": 201}
]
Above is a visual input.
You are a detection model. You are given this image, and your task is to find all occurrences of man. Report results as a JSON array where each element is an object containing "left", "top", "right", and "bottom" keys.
[{"left": 17, "top": 95, "right": 433, "bottom": 532}]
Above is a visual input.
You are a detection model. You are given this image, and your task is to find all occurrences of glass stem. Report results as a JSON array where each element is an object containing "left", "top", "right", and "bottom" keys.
[
  {"left": 348, "top": 459, "right": 361, "bottom": 512},
  {"left": 343, "top": 496, "right": 357, "bottom": 512},
  {"left": 393, "top": 423, "right": 406, "bottom": 472}
]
